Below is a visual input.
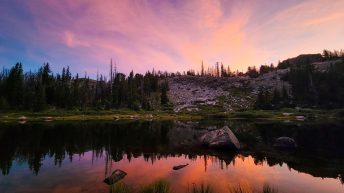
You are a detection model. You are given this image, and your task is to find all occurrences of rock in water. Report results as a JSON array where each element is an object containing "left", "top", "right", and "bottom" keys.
[
  {"left": 200, "top": 126, "right": 240, "bottom": 150},
  {"left": 273, "top": 137, "right": 297, "bottom": 149},
  {"left": 104, "top": 169, "right": 127, "bottom": 185},
  {"left": 18, "top": 116, "right": 27, "bottom": 121},
  {"left": 173, "top": 164, "right": 189, "bottom": 170},
  {"left": 295, "top": 116, "right": 305, "bottom": 121}
]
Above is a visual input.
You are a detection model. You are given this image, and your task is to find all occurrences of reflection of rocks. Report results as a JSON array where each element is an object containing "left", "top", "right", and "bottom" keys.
[
  {"left": 273, "top": 137, "right": 297, "bottom": 149},
  {"left": 200, "top": 126, "right": 240, "bottom": 150},
  {"left": 104, "top": 169, "right": 127, "bottom": 185},
  {"left": 167, "top": 121, "right": 207, "bottom": 147},
  {"left": 173, "top": 163, "right": 189, "bottom": 170},
  {"left": 1, "top": 120, "right": 344, "bottom": 182},
  {"left": 168, "top": 123, "right": 240, "bottom": 151}
]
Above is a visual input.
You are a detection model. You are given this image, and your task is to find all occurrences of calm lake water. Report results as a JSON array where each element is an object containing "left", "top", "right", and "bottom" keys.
[{"left": 0, "top": 120, "right": 343, "bottom": 193}]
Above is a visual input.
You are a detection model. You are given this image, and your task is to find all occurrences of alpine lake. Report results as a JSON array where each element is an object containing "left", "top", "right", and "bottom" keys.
[{"left": 0, "top": 119, "right": 343, "bottom": 193}]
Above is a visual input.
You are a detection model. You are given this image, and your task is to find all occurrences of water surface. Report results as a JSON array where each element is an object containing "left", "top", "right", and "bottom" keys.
[{"left": 0, "top": 120, "right": 343, "bottom": 193}]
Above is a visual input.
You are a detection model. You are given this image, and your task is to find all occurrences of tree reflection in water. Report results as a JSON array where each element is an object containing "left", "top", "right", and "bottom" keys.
[{"left": 0, "top": 120, "right": 343, "bottom": 184}]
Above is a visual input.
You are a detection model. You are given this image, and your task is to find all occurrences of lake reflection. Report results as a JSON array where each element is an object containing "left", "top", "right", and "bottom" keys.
[{"left": 0, "top": 120, "right": 343, "bottom": 193}]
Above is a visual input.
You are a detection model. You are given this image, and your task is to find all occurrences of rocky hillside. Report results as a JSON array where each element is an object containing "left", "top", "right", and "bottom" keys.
[
  {"left": 168, "top": 55, "right": 343, "bottom": 113},
  {"left": 168, "top": 69, "right": 290, "bottom": 112}
]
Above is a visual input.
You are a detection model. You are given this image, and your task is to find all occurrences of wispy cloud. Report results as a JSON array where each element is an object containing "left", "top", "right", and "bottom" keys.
[{"left": 0, "top": 0, "right": 343, "bottom": 75}]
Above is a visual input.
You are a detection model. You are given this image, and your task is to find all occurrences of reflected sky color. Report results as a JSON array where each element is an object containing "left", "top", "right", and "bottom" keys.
[
  {"left": 1, "top": 151, "right": 343, "bottom": 193},
  {"left": 1, "top": 0, "right": 344, "bottom": 76}
]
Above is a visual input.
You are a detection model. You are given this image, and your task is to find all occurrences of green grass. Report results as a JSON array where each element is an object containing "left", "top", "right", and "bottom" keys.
[
  {"left": 140, "top": 179, "right": 171, "bottom": 193},
  {"left": 110, "top": 182, "right": 132, "bottom": 193},
  {"left": 228, "top": 184, "right": 278, "bottom": 193},
  {"left": 106, "top": 180, "right": 278, "bottom": 193},
  {"left": 0, "top": 109, "right": 202, "bottom": 123},
  {"left": 190, "top": 183, "right": 215, "bottom": 193},
  {"left": 0, "top": 107, "right": 343, "bottom": 123},
  {"left": 262, "top": 184, "right": 278, "bottom": 193},
  {"left": 228, "top": 184, "right": 252, "bottom": 193}
]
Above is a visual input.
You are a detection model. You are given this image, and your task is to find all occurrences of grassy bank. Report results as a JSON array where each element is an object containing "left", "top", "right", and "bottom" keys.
[
  {"left": 0, "top": 108, "right": 343, "bottom": 123},
  {"left": 0, "top": 109, "right": 202, "bottom": 123},
  {"left": 109, "top": 179, "right": 277, "bottom": 193}
]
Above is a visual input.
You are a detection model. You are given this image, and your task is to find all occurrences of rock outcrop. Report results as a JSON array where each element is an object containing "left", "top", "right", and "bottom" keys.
[{"left": 200, "top": 126, "right": 240, "bottom": 150}]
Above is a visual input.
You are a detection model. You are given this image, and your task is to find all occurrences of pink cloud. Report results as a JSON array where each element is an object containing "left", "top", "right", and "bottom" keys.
[
  {"left": 2, "top": 0, "right": 343, "bottom": 75},
  {"left": 63, "top": 31, "right": 91, "bottom": 48}
]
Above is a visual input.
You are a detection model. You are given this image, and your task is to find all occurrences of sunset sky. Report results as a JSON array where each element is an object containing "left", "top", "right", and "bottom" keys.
[{"left": 1, "top": 0, "right": 344, "bottom": 76}]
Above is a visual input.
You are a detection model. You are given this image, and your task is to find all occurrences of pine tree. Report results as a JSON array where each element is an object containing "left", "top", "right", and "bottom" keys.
[
  {"left": 160, "top": 80, "right": 169, "bottom": 106},
  {"left": 5, "top": 63, "right": 24, "bottom": 108}
]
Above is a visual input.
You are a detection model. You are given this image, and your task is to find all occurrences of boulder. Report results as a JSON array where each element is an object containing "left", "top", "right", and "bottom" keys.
[
  {"left": 273, "top": 137, "right": 297, "bottom": 149},
  {"left": 200, "top": 126, "right": 240, "bottom": 150},
  {"left": 104, "top": 169, "right": 127, "bottom": 185}
]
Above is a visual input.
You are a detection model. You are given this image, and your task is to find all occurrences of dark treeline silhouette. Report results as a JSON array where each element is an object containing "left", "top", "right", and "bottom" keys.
[
  {"left": 254, "top": 86, "right": 291, "bottom": 110},
  {"left": 255, "top": 60, "right": 344, "bottom": 109},
  {"left": 187, "top": 61, "right": 277, "bottom": 78},
  {"left": 0, "top": 63, "right": 170, "bottom": 111},
  {"left": 255, "top": 49, "right": 344, "bottom": 109},
  {"left": 322, "top": 49, "right": 344, "bottom": 61},
  {"left": 286, "top": 59, "right": 344, "bottom": 108},
  {"left": 186, "top": 61, "right": 237, "bottom": 77}
]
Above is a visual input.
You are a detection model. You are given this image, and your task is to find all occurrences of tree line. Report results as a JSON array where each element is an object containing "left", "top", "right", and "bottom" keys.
[
  {"left": 255, "top": 58, "right": 344, "bottom": 109},
  {"left": 185, "top": 61, "right": 276, "bottom": 78},
  {"left": 0, "top": 63, "right": 169, "bottom": 111}
]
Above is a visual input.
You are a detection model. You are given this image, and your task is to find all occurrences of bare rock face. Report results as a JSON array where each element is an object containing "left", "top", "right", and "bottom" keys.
[
  {"left": 104, "top": 169, "right": 127, "bottom": 185},
  {"left": 200, "top": 126, "right": 240, "bottom": 150},
  {"left": 273, "top": 137, "right": 297, "bottom": 149}
]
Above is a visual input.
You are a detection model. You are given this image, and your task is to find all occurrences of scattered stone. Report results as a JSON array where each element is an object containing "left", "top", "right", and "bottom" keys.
[
  {"left": 43, "top": 117, "right": 53, "bottom": 122},
  {"left": 18, "top": 116, "right": 27, "bottom": 121},
  {"left": 282, "top": 113, "right": 292, "bottom": 116},
  {"left": 18, "top": 120, "right": 26, "bottom": 124},
  {"left": 200, "top": 126, "right": 240, "bottom": 150},
  {"left": 104, "top": 169, "right": 127, "bottom": 185},
  {"left": 295, "top": 116, "right": 305, "bottom": 121},
  {"left": 173, "top": 163, "right": 189, "bottom": 170},
  {"left": 146, "top": 114, "right": 153, "bottom": 118},
  {"left": 273, "top": 137, "right": 297, "bottom": 149}
]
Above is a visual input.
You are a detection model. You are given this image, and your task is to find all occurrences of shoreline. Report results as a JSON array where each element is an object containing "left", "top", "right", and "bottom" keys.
[{"left": 0, "top": 108, "right": 342, "bottom": 123}]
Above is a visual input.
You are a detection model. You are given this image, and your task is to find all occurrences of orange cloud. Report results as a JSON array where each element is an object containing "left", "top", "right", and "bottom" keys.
[{"left": 1, "top": 0, "right": 343, "bottom": 75}]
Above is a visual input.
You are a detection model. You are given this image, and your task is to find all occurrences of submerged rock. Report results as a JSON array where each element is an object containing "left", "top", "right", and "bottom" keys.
[
  {"left": 104, "top": 169, "right": 127, "bottom": 185},
  {"left": 18, "top": 116, "right": 27, "bottom": 121},
  {"left": 295, "top": 116, "right": 305, "bottom": 121},
  {"left": 173, "top": 163, "right": 189, "bottom": 170},
  {"left": 273, "top": 137, "right": 297, "bottom": 149},
  {"left": 200, "top": 126, "right": 240, "bottom": 150}
]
